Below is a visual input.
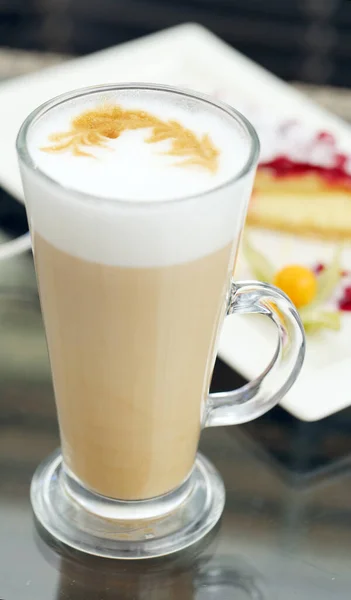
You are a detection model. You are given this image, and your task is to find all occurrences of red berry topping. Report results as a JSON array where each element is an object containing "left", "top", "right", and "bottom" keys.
[
  {"left": 335, "top": 153, "right": 348, "bottom": 170},
  {"left": 338, "top": 286, "right": 351, "bottom": 311},
  {"left": 258, "top": 128, "right": 351, "bottom": 188},
  {"left": 316, "top": 131, "right": 336, "bottom": 145},
  {"left": 314, "top": 263, "right": 325, "bottom": 274}
]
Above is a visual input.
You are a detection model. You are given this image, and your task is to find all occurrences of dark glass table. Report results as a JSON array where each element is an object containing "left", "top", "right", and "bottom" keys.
[{"left": 1, "top": 227, "right": 351, "bottom": 599}]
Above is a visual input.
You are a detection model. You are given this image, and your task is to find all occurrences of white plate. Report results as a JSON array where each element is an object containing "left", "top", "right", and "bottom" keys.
[{"left": 0, "top": 23, "right": 350, "bottom": 421}]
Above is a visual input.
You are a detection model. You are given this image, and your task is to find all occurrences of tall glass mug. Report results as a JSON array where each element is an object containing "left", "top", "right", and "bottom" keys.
[{"left": 17, "top": 84, "right": 305, "bottom": 559}]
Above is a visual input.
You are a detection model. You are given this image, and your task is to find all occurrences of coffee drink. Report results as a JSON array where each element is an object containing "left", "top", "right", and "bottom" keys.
[
  {"left": 35, "top": 233, "right": 233, "bottom": 499},
  {"left": 24, "top": 88, "right": 252, "bottom": 500}
]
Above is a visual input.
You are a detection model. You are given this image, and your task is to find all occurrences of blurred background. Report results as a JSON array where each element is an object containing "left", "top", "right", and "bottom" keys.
[{"left": 0, "top": 0, "right": 351, "bottom": 86}]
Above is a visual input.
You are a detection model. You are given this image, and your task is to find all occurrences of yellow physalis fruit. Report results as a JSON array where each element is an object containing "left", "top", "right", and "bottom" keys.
[{"left": 274, "top": 265, "right": 317, "bottom": 308}]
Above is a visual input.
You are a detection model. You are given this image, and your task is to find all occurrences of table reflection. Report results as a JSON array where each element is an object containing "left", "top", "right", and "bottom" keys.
[{"left": 35, "top": 523, "right": 266, "bottom": 600}]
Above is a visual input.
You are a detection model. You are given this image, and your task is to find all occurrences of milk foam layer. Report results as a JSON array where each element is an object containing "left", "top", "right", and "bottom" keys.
[{"left": 22, "top": 87, "right": 255, "bottom": 266}]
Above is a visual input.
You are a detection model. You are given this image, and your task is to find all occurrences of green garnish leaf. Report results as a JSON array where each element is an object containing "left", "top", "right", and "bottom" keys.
[
  {"left": 308, "top": 246, "right": 343, "bottom": 310},
  {"left": 300, "top": 308, "right": 341, "bottom": 334},
  {"left": 242, "top": 234, "right": 275, "bottom": 283}
]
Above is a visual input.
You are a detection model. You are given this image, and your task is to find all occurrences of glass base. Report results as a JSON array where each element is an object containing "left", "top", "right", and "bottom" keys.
[{"left": 30, "top": 449, "right": 225, "bottom": 559}]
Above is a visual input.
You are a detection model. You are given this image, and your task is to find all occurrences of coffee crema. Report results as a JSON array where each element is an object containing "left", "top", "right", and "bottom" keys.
[
  {"left": 28, "top": 89, "right": 250, "bottom": 202},
  {"left": 41, "top": 104, "right": 220, "bottom": 173}
]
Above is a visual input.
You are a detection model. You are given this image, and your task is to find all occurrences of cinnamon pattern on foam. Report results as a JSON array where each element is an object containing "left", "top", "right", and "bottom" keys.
[{"left": 41, "top": 104, "right": 220, "bottom": 173}]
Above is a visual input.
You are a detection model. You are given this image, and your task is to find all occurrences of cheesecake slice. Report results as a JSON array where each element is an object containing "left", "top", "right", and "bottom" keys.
[{"left": 247, "top": 126, "right": 351, "bottom": 240}]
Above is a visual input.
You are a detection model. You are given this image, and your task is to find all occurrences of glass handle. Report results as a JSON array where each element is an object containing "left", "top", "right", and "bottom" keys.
[{"left": 204, "top": 280, "right": 306, "bottom": 427}]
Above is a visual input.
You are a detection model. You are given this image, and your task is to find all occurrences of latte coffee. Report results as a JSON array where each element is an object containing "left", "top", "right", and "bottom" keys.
[{"left": 23, "top": 87, "right": 253, "bottom": 500}]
